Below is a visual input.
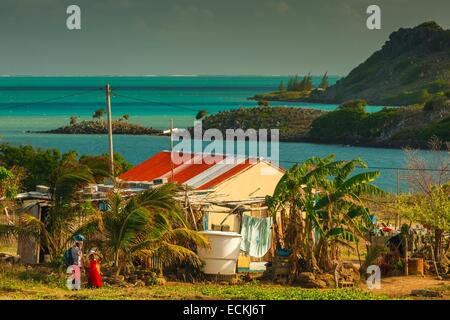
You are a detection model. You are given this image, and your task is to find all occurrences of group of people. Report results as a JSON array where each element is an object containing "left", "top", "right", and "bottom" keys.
[{"left": 67, "top": 234, "right": 103, "bottom": 289}]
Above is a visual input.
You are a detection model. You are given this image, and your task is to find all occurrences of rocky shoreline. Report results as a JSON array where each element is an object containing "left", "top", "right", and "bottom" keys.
[
  {"left": 35, "top": 120, "right": 163, "bottom": 135},
  {"left": 194, "top": 101, "right": 449, "bottom": 150}
]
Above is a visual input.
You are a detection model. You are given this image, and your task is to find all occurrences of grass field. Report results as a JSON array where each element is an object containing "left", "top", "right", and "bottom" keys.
[{"left": 0, "top": 265, "right": 393, "bottom": 300}]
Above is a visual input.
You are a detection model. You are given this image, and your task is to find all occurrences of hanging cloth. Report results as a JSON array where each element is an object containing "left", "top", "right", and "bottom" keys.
[
  {"left": 240, "top": 214, "right": 273, "bottom": 258},
  {"left": 202, "top": 212, "right": 209, "bottom": 231}
]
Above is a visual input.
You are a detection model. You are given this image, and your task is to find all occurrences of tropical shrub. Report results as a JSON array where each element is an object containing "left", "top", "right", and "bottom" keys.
[{"left": 267, "top": 155, "right": 384, "bottom": 278}]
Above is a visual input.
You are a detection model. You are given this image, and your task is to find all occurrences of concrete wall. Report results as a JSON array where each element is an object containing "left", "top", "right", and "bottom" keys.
[
  {"left": 17, "top": 204, "right": 40, "bottom": 264},
  {"left": 210, "top": 161, "right": 284, "bottom": 202}
]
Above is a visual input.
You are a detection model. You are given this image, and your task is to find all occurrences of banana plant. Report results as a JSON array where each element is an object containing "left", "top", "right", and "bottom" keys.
[{"left": 267, "top": 155, "right": 385, "bottom": 276}]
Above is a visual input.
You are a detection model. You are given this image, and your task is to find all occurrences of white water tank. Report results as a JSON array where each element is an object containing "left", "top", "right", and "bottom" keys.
[{"left": 197, "top": 231, "right": 242, "bottom": 275}]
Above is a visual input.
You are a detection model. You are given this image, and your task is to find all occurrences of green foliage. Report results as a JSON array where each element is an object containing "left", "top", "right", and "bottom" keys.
[
  {"left": 420, "top": 116, "right": 450, "bottom": 141},
  {"left": 424, "top": 96, "right": 448, "bottom": 112},
  {"left": 0, "top": 144, "right": 132, "bottom": 190},
  {"left": 317, "top": 21, "right": 450, "bottom": 106},
  {"left": 397, "top": 187, "right": 450, "bottom": 234},
  {"left": 0, "top": 166, "right": 21, "bottom": 200},
  {"left": 69, "top": 116, "right": 78, "bottom": 125},
  {"left": 319, "top": 72, "right": 329, "bottom": 90},
  {"left": 257, "top": 100, "right": 269, "bottom": 107},
  {"left": 0, "top": 265, "right": 394, "bottom": 300},
  {"left": 93, "top": 108, "right": 105, "bottom": 119},
  {"left": 267, "top": 155, "right": 383, "bottom": 273},
  {"left": 286, "top": 73, "right": 313, "bottom": 92},
  {"left": 309, "top": 100, "right": 368, "bottom": 139},
  {"left": 84, "top": 184, "right": 208, "bottom": 276},
  {"left": 0, "top": 144, "right": 66, "bottom": 190},
  {"left": 79, "top": 152, "right": 132, "bottom": 178},
  {"left": 0, "top": 152, "right": 111, "bottom": 257},
  {"left": 200, "top": 106, "right": 324, "bottom": 141},
  {"left": 310, "top": 97, "right": 450, "bottom": 143},
  {"left": 195, "top": 109, "right": 208, "bottom": 120},
  {"left": 278, "top": 81, "right": 286, "bottom": 92}
]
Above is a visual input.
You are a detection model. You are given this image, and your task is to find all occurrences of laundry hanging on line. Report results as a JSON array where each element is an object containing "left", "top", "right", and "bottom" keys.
[{"left": 240, "top": 214, "right": 273, "bottom": 258}]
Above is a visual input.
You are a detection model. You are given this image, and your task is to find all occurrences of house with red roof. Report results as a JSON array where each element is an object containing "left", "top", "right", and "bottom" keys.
[
  {"left": 118, "top": 150, "right": 284, "bottom": 201},
  {"left": 118, "top": 151, "right": 284, "bottom": 235}
]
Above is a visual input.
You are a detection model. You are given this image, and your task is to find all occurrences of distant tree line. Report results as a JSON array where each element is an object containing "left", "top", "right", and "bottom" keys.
[
  {"left": 0, "top": 144, "right": 133, "bottom": 191},
  {"left": 278, "top": 72, "right": 329, "bottom": 92}
]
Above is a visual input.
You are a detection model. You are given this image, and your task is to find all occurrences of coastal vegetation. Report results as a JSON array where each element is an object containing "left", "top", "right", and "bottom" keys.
[
  {"left": 0, "top": 141, "right": 448, "bottom": 299},
  {"left": 267, "top": 155, "right": 384, "bottom": 276},
  {"left": 198, "top": 96, "right": 450, "bottom": 148},
  {"left": 198, "top": 106, "right": 325, "bottom": 141},
  {"left": 0, "top": 144, "right": 132, "bottom": 191},
  {"left": 250, "top": 22, "right": 450, "bottom": 106},
  {"left": 0, "top": 149, "right": 207, "bottom": 279},
  {"left": 251, "top": 72, "right": 327, "bottom": 102},
  {"left": 82, "top": 186, "right": 208, "bottom": 276},
  {"left": 40, "top": 110, "right": 162, "bottom": 135},
  {"left": 308, "top": 98, "right": 450, "bottom": 148},
  {"left": 395, "top": 138, "right": 450, "bottom": 264},
  {"left": 42, "top": 119, "right": 162, "bottom": 135}
]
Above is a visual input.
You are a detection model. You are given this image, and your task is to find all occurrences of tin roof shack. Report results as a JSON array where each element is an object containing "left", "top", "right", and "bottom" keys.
[
  {"left": 118, "top": 151, "right": 283, "bottom": 232},
  {"left": 118, "top": 151, "right": 285, "bottom": 273},
  {"left": 15, "top": 187, "right": 51, "bottom": 264},
  {"left": 14, "top": 184, "right": 118, "bottom": 265},
  {"left": 118, "top": 151, "right": 284, "bottom": 202}
]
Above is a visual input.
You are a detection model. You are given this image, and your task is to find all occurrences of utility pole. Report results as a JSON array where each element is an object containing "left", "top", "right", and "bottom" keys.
[
  {"left": 396, "top": 168, "right": 400, "bottom": 229},
  {"left": 106, "top": 84, "right": 115, "bottom": 177},
  {"left": 170, "top": 118, "right": 174, "bottom": 181}
]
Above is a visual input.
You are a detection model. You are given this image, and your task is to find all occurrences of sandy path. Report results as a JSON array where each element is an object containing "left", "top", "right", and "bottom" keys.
[{"left": 360, "top": 275, "right": 450, "bottom": 298}]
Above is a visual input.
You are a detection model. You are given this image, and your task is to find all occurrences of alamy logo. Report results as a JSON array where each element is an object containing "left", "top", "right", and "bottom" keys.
[
  {"left": 66, "top": 5, "right": 81, "bottom": 30},
  {"left": 66, "top": 265, "right": 81, "bottom": 290},
  {"left": 366, "top": 265, "right": 381, "bottom": 289},
  {"left": 171, "top": 120, "right": 279, "bottom": 174},
  {"left": 366, "top": 5, "right": 381, "bottom": 30}
]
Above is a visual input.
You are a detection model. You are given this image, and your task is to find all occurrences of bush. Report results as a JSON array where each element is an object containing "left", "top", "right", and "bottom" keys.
[
  {"left": 309, "top": 100, "right": 368, "bottom": 139},
  {"left": 420, "top": 116, "right": 450, "bottom": 141},
  {"left": 424, "top": 96, "right": 448, "bottom": 112}
]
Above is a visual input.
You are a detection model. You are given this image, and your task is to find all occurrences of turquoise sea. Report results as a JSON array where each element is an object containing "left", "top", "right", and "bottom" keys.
[{"left": 0, "top": 76, "right": 443, "bottom": 192}]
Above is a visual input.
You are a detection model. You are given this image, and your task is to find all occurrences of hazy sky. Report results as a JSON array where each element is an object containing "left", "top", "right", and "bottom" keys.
[{"left": 0, "top": 0, "right": 448, "bottom": 76}]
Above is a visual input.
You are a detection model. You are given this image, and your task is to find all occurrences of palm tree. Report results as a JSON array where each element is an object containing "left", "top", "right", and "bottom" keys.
[
  {"left": 85, "top": 184, "right": 208, "bottom": 276},
  {"left": 92, "top": 108, "right": 105, "bottom": 120},
  {"left": 0, "top": 157, "right": 110, "bottom": 259},
  {"left": 267, "top": 155, "right": 384, "bottom": 278},
  {"left": 69, "top": 116, "right": 78, "bottom": 126}
]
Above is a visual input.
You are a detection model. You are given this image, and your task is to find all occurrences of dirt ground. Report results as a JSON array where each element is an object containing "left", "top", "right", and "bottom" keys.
[{"left": 359, "top": 275, "right": 450, "bottom": 299}]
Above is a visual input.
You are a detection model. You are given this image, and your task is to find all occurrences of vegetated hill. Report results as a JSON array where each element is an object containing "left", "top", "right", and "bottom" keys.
[
  {"left": 195, "top": 106, "right": 325, "bottom": 141},
  {"left": 40, "top": 120, "right": 162, "bottom": 135},
  {"left": 196, "top": 97, "right": 449, "bottom": 149},
  {"left": 315, "top": 21, "right": 450, "bottom": 105},
  {"left": 307, "top": 98, "right": 450, "bottom": 148}
]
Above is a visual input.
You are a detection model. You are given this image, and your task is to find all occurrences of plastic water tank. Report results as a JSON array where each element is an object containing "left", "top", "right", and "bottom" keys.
[{"left": 197, "top": 231, "right": 242, "bottom": 275}]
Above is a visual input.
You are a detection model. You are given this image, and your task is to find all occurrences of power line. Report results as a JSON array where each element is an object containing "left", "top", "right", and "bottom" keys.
[
  {"left": 278, "top": 160, "right": 450, "bottom": 172},
  {"left": 112, "top": 91, "right": 200, "bottom": 113},
  {"left": 0, "top": 87, "right": 103, "bottom": 111}
]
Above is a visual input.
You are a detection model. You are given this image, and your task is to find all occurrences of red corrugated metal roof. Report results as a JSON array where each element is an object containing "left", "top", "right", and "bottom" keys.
[
  {"left": 118, "top": 151, "right": 189, "bottom": 182},
  {"left": 170, "top": 154, "right": 224, "bottom": 184},
  {"left": 119, "top": 151, "right": 275, "bottom": 190},
  {"left": 197, "top": 161, "right": 253, "bottom": 190}
]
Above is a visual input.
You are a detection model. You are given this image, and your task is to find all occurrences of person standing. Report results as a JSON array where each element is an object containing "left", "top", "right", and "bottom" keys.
[
  {"left": 87, "top": 250, "right": 103, "bottom": 288},
  {"left": 70, "top": 241, "right": 83, "bottom": 267},
  {"left": 66, "top": 234, "right": 85, "bottom": 290}
]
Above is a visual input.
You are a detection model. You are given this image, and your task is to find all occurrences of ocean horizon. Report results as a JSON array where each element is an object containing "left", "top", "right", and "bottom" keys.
[{"left": 0, "top": 75, "right": 440, "bottom": 192}]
